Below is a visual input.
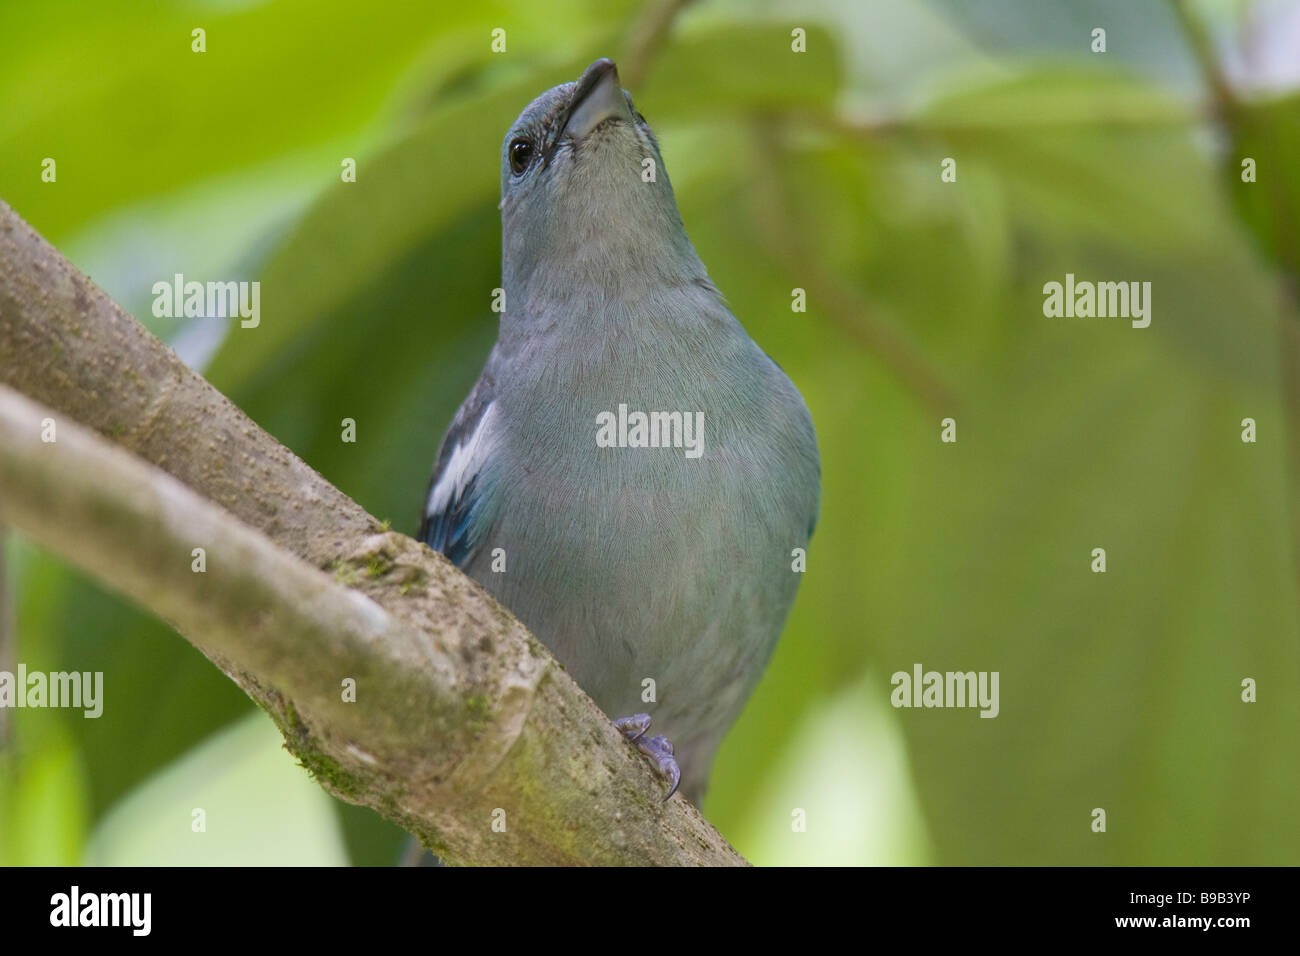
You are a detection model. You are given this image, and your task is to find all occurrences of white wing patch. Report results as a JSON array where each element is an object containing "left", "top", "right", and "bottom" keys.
[{"left": 425, "top": 401, "right": 500, "bottom": 526}]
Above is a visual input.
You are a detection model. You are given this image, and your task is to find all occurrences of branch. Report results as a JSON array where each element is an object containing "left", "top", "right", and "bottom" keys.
[
  {"left": 620, "top": 0, "right": 696, "bottom": 89},
  {"left": 0, "top": 199, "right": 745, "bottom": 866},
  {"left": 1168, "top": 0, "right": 1241, "bottom": 126},
  {"left": 745, "top": 119, "right": 957, "bottom": 415}
]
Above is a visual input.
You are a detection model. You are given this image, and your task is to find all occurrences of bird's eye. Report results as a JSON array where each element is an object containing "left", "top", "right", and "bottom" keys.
[{"left": 509, "top": 138, "right": 535, "bottom": 174}]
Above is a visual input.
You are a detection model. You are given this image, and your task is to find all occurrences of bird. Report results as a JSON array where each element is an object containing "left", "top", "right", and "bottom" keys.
[{"left": 420, "top": 58, "right": 820, "bottom": 806}]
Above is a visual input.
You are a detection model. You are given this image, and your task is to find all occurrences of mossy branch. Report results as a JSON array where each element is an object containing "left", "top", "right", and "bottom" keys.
[{"left": 0, "top": 198, "right": 745, "bottom": 866}]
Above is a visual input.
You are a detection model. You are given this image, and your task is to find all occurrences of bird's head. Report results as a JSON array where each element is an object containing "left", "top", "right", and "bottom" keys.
[{"left": 499, "top": 58, "right": 700, "bottom": 292}]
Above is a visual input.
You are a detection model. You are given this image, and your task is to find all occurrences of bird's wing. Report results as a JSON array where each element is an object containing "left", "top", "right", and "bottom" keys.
[{"left": 419, "top": 363, "right": 501, "bottom": 568}]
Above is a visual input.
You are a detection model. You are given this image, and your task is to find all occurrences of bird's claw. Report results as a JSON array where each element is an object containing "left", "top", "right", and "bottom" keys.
[
  {"left": 613, "top": 713, "right": 651, "bottom": 741},
  {"left": 613, "top": 713, "right": 681, "bottom": 801}
]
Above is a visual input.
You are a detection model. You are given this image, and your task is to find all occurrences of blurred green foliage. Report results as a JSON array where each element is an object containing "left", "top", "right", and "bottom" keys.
[{"left": 1, "top": 0, "right": 1297, "bottom": 865}]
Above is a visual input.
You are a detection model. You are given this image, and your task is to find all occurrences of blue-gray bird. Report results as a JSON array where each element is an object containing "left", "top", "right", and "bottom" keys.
[{"left": 420, "top": 58, "right": 819, "bottom": 805}]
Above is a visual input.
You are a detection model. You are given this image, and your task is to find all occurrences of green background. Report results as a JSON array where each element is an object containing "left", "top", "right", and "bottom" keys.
[{"left": 1, "top": 0, "right": 1297, "bottom": 865}]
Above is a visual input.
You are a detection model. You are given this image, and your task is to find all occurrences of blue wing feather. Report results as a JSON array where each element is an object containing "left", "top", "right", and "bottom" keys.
[{"left": 423, "top": 472, "right": 482, "bottom": 567}]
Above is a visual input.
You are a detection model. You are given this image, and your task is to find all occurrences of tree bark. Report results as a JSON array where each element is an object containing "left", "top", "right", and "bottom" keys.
[{"left": 0, "top": 198, "right": 746, "bottom": 866}]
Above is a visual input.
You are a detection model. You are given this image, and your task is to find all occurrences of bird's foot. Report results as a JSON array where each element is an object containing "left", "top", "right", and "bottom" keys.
[{"left": 612, "top": 713, "right": 681, "bottom": 801}]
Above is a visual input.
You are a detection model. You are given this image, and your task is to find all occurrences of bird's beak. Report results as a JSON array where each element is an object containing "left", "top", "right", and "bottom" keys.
[{"left": 563, "top": 58, "right": 633, "bottom": 140}]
